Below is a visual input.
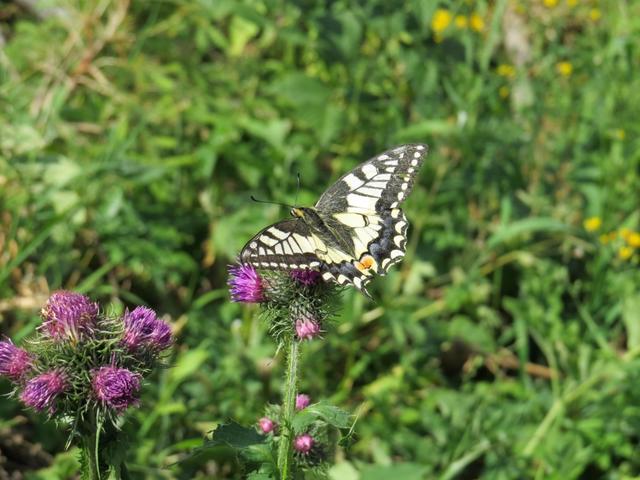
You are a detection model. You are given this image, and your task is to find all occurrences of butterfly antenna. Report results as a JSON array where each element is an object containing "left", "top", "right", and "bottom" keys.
[
  {"left": 250, "top": 195, "right": 293, "bottom": 209},
  {"left": 294, "top": 172, "right": 301, "bottom": 206}
]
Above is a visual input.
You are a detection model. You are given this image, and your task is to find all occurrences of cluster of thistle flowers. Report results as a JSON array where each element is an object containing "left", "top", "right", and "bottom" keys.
[
  {"left": 0, "top": 291, "right": 172, "bottom": 418},
  {"left": 229, "top": 264, "right": 341, "bottom": 462},
  {"left": 228, "top": 264, "right": 340, "bottom": 342},
  {"left": 259, "top": 393, "right": 326, "bottom": 464}
]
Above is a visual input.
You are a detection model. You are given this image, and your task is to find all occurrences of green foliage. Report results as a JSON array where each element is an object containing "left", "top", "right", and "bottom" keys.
[{"left": 1, "top": 0, "right": 640, "bottom": 479}]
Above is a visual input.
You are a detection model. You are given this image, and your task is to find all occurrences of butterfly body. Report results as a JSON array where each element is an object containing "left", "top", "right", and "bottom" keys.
[{"left": 240, "top": 144, "right": 428, "bottom": 296}]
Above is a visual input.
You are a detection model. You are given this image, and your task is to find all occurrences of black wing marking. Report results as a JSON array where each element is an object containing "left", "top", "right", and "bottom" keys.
[
  {"left": 315, "top": 144, "right": 428, "bottom": 214},
  {"left": 240, "top": 220, "right": 326, "bottom": 270},
  {"left": 320, "top": 208, "right": 408, "bottom": 297}
]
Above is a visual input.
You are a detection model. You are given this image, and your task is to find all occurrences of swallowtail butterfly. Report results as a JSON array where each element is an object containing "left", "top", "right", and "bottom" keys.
[{"left": 240, "top": 144, "right": 428, "bottom": 296}]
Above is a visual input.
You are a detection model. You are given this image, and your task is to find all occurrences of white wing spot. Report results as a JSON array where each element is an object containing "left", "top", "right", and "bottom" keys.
[
  {"left": 343, "top": 173, "right": 364, "bottom": 189},
  {"left": 347, "top": 193, "right": 377, "bottom": 211},
  {"left": 270, "top": 228, "right": 290, "bottom": 240},
  {"left": 361, "top": 164, "right": 377, "bottom": 179},
  {"left": 401, "top": 183, "right": 408, "bottom": 191},
  {"left": 391, "top": 209, "right": 401, "bottom": 218},
  {"left": 394, "top": 235, "right": 405, "bottom": 246},
  {"left": 416, "top": 145, "right": 425, "bottom": 150},
  {"left": 391, "top": 250, "right": 404, "bottom": 259},
  {"left": 250, "top": 242, "right": 258, "bottom": 248},
  {"left": 385, "top": 167, "right": 396, "bottom": 173},
  {"left": 261, "top": 236, "right": 278, "bottom": 247},
  {"left": 270, "top": 262, "right": 278, "bottom": 267},
  {"left": 378, "top": 154, "right": 389, "bottom": 160},
  {"left": 397, "top": 192, "right": 404, "bottom": 200},
  {"left": 408, "top": 168, "right": 415, "bottom": 173},
  {"left": 337, "top": 274, "right": 349, "bottom": 284},
  {"left": 376, "top": 174, "right": 392, "bottom": 181},
  {"left": 385, "top": 160, "right": 399, "bottom": 166},
  {"left": 410, "top": 159, "right": 419, "bottom": 166},
  {"left": 395, "top": 221, "right": 407, "bottom": 233},
  {"left": 413, "top": 151, "right": 421, "bottom": 158},
  {"left": 353, "top": 277, "right": 363, "bottom": 289},
  {"left": 309, "top": 261, "right": 321, "bottom": 267},
  {"left": 322, "top": 271, "right": 335, "bottom": 281},
  {"left": 390, "top": 202, "right": 398, "bottom": 208},
  {"left": 334, "top": 213, "right": 367, "bottom": 227},
  {"left": 358, "top": 187, "right": 382, "bottom": 197},
  {"left": 275, "top": 244, "right": 284, "bottom": 254},
  {"left": 259, "top": 247, "right": 266, "bottom": 256}
]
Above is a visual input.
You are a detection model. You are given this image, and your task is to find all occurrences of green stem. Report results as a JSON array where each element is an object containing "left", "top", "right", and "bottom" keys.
[
  {"left": 82, "top": 423, "right": 101, "bottom": 480},
  {"left": 277, "top": 338, "right": 299, "bottom": 480}
]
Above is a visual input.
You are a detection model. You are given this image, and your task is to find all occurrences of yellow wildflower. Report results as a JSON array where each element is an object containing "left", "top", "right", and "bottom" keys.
[
  {"left": 627, "top": 232, "right": 640, "bottom": 248},
  {"left": 432, "top": 9, "right": 452, "bottom": 34},
  {"left": 499, "top": 86, "right": 510, "bottom": 98},
  {"left": 583, "top": 216, "right": 602, "bottom": 232},
  {"left": 455, "top": 15, "right": 468, "bottom": 29},
  {"left": 614, "top": 129, "right": 626, "bottom": 140},
  {"left": 544, "top": 0, "right": 559, "bottom": 7},
  {"left": 620, "top": 228, "right": 632, "bottom": 241},
  {"left": 567, "top": 0, "right": 577, "bottom": 6},
  {"left": 618, "top": 246, "right": 634, "bottom": 261},
  {"left": 590, "top": 8, "right": 601, "bottom": 21},
  {"left": 470, "top": 13, "right": 485, "bottom": 32},
  {"left": 497, "top": 64, "right": 516, "bottom": 78},
  {"left": 556, "top": 61, "right": 573, "bottom": 77}
]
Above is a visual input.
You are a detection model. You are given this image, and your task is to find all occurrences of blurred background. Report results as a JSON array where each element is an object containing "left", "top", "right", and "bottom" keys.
[{"left": 1, "top": 0, "right": 639, "bottom": 478}]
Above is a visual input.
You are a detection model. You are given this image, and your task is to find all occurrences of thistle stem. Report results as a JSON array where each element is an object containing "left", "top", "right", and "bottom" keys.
[
  {"left": 82, "top": 416, "right": 102, "bottom": 480},
  {"left": 277, "top": 338, "right": 299, "bottom": 480}
]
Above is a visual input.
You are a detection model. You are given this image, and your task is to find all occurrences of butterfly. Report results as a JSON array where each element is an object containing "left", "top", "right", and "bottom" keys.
[{"left": 240, "top": 143, "right": 428, "bottom": 296}]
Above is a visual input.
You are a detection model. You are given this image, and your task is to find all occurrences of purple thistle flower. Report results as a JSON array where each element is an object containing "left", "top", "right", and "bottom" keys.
[
  {"left": 40, "top": 291, "right": 98, "bottom": 342},
  {"left": 92, "top": 366, "right": 141, "bottom": 412},
  {"left": 228, "top": 264, "right": 264, "bottom": 303},
  {"left": 0, "top": 339, "right": 33, "bottom": 382},
  {"left": 20, "top": 370, "right": 67, "bottom": 413},
  {"left": 294, "top": 433, "right": 314, "bottom": 454},
  {"left": 295, "top": 393, "right": 311, "bottom": 410},
  {"left": 295, "top": 315, "right": 321, "bottom": 341},
  {"left": 290, "top": 269, "right": 321, "bottom": 286},
  {"left": 258, "top": 417, "right": 276, "bottom": 434},
  {"left": 122, "top": 306, "right": 172, "bottom": 352}
]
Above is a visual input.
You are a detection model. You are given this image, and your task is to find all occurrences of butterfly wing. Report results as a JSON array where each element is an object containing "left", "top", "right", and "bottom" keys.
[
  {"left": 314, "top": 144, "right": 427, "bottom": 291},
  {"left": 240, "top": 143, "right": 428, "bottom": 297},
  {"left": 240, "top": 220, "right": 326, "bottom": 270},
  {"left": 315, "top": 143, "right": 428, "bottom": 214}
]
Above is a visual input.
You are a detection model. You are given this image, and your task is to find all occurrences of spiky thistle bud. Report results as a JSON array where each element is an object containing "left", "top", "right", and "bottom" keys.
[
  {"left": 290, "top": 269, "right": 321, "bottom": 286},
  {"left": 294, "top": 434, "right": 314, "bottom": 454},
  {"left": 295, "top": 315, "right": 321, "bottom": 341},
  {"left": 20, "top": 370, "right": 68, "bottom": 413},
  {"left": 228, "top": 264, "right": 265, "bottom": 303},
  {"left": 0, "top": 339, "right": 33, "bottom": 382},
  {"left": 92, "top": 366, "right": 141, "bottom": 412},
  {"left": 258, "top": 417, "right": 276, "bottom": 434},
  {"left": 40, "top": 291, "right": 98, "bottom": 342},
  {"left": 122, "top": 307, "right": 172, "bottom": 352},
  {"left": 295, "top": 394, "right": 310, "bottom": 410}
]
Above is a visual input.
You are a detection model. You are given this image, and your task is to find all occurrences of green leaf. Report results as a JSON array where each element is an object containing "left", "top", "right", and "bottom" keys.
[
  {"left": 360, "top": 463, "right": 428, "bottom": 480},
  {"left": 488, "top": 217, "right": 571, "bottom": 248},
  {"left": 204, "top": 421, "right": 266, "bottom": 449},
  {"left": 292, "top": 403, "right": 351, "bottom": 433},
  {"left": 623, "top": 294, "right": 640, "bottom": 350}
]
